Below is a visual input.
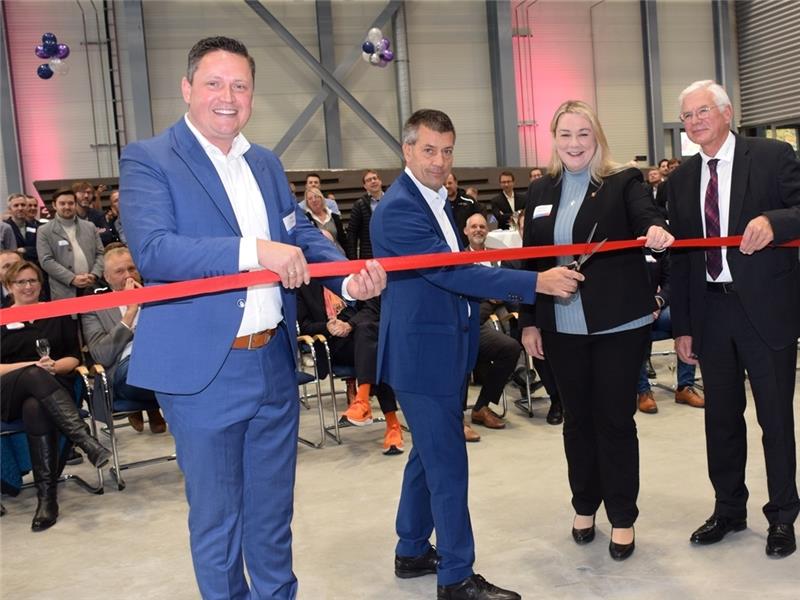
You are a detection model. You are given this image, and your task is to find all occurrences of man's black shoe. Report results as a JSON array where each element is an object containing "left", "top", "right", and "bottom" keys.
[
  {"left": 546, "top": 401, "right": 563, "bottom": 425},
  {"left": 395, "top": 545, "right": 439, "bottom": 578},
  {"left": 766, "top": 523, "right": 796, "bottom": 558},
  {"left": 437, "top": 574, "right": 521, "bottom": 600},
  {"left": 690, "top": 515, "right": 747, "bottom": 545}
]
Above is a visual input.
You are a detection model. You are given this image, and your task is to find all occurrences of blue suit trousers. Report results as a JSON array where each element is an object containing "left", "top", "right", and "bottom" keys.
[
  {"left": 158, "top": 325, "right": 300, "bottom": 600},
  {"left": 395, "top": 389, "right": 475, "bottom": 586}
]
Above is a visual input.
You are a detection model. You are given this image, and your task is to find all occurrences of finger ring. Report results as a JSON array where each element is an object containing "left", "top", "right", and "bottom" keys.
[{"left": 289, "top": 268, "right": 296, "bottom": 275}]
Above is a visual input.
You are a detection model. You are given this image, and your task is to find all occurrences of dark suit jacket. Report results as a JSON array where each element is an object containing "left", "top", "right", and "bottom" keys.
[
  {"left": 371, "top": 173, "right": 538, "bottom": 396},
  {"left": 520, "top": 167, "right": 667, "bottom": 333},
  {"left": 119, "top": 118, "right": 346, "bottom": 394},
  {"left": 666, "top": 134, "right": 800, "bottom": 351},
  {"left": 346, "top": 193, "right": 376, "bottom": 260},
  {"left": 4, "top": 218, "right": 38, "bottom": 261},
  {"left": 490, "top": 190, "right": 527, "bottom": 229}
]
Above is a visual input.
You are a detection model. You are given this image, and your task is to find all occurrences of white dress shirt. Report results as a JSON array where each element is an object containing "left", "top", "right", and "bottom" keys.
[
  {"left": 504, "top": 192, "right": 516, "bottom": 212},
  {"left": 404, "top": 167, "right": 460, "bottom": 252},
  {"left": 699, "top": 130, "right": 735, "bottom": 283},
  {"left": 184, "top": 115, "right": 283, "bottom": 335}
]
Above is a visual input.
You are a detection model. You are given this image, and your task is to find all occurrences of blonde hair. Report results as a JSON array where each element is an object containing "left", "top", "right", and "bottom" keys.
[{"left": 547, "top": 100, "right": 623, "bottom": 184}]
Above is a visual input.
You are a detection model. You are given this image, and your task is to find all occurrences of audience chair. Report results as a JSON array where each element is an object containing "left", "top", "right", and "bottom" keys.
[
  {"left": 296, "top": 334, "right": 337, "bottom": 449},
  {"left": 85, "top": 365, "right": 175, "bottom": 491}
]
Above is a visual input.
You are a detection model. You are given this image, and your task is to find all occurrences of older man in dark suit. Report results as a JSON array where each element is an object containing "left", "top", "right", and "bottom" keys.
[
  {"left": 81, "top": 246, "right": 166, "bottom": 433},
  {"left": 666, "top": 80, "right": 800, "bottom": 558}
]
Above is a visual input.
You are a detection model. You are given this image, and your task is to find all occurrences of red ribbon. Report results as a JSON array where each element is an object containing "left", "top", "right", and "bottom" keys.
[{"left": 1, "top": 235, "right": 798, "bottom": 325}]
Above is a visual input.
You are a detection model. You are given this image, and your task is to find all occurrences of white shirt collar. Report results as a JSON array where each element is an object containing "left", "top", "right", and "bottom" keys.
[
  {"left": 699, "top": 130, "right": 735, "bottom": 165},
  {"left": 404, "top": 166, "right": 447, "bottom": 207},
  {"left": 184, "top": 114, "right": 251, "bottom": 159}
]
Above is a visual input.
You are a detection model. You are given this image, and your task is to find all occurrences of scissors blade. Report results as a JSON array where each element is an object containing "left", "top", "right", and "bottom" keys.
[{"left": 576, "top": 238, "right": 608, "bottom": 269}]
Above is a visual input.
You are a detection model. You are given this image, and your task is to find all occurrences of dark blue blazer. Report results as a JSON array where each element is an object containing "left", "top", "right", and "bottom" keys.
[
  {"left": 119, "top": 118, "right": 346, "bottom": 395},
  {"left": 370, "top": 172, "right": 537, "bottom": 397}
]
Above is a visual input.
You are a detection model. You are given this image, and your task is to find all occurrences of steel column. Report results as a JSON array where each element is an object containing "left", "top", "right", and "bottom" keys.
[
  {"left": 640, "top": 0, "right": 664, "bottom": 164},
  {"left": 486, "top": 0, "right": 520, "bottom": 167}
]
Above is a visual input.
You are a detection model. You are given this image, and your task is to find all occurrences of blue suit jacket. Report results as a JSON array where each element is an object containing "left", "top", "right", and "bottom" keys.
[
  {"left": 119, "top": 118, "right": 345, "bottom": 395},
  {"left": 370, "top": 172, "right": 538, "bottom": 397}
]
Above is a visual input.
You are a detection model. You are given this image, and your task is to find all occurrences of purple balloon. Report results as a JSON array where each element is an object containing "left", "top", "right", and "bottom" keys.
[
  {"left": 35, "top": 45, "right": 49, "bottom": 59},
  {"left": 56, "top": 44, "right": 70, "bottom": 59},
  {"left": 37, "top": 64, "right": 54, "bottom": 80},
  {"left": 42, "top": 32, "right": 57, "bottom": 44},
  {"left": 361, "top": 40, "right": 375, "bottom": 54},
  {"left": 380, "top": 50, "right": 394, "bottom": 62},
  {"left": 381, "top": 38, "right": 391, "bottom": 50}
]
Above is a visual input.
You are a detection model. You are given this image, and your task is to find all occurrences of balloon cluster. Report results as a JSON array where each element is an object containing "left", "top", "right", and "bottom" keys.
[
  {"left": 361, "top": 27, "right": 394, "bottom": 68},
  {"left": 35, "top": 33, "right": 70, "bottom": 80}
]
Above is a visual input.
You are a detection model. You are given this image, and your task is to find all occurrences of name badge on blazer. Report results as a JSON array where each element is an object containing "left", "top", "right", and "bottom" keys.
[
  {"left": 532, "top": 204, "right": 553, "bottom": 219},
  {"left": 282, "top": 211, "right": 296, "bottom": 233},
  {"left": 26, "top": 227, "right": 37, "bottom": 233},
  {"left": 58, "top": 239, "right": 69, "bottom": 247}
]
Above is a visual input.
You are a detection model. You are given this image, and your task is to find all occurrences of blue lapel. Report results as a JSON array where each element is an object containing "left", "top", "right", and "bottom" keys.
[
  {"left": 399, "top": 173, "right": 462, "bottom": 250},
  {"left": 244, "top": 149, "right": 284, "bottom": 243},
  {"left": 170, "top": 119, "right": 241, "bottom": 236}
]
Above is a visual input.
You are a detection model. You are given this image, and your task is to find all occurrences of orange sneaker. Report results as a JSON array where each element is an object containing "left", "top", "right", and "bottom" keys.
[
  {"left": 383, "top": 413, "right": 404, "bottom": 455},
  {"left": 341, "top": 383, "right": 373, "bottom": 426}
]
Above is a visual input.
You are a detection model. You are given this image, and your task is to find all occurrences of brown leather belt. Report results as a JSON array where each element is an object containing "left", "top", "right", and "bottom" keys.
[{"left": 232, "top": 326, "right": 279, "bottom": 350}]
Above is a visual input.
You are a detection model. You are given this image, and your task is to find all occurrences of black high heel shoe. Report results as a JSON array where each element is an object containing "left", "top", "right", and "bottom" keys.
[
  {"left": 609, "top": 527, "right": 635, "bottom": 560},
  {"left": 572, "top": 514, "right": 596, "bottom": 544}
]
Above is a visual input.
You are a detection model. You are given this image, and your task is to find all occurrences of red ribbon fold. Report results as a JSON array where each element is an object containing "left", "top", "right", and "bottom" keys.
[{"left": 1, "top": 235, "right": 798, "bottom": 325}]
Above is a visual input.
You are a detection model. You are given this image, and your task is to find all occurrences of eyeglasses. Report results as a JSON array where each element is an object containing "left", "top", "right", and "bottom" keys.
[
  {"left": 679, "top": 105, "right": 717, "bottom": 123},
  {"left": 11, "top": 278, "right": 40, "bottom": 287}
]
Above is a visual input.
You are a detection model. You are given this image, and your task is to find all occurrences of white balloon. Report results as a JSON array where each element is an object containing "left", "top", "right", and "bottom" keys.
[
  {"left": 49, "top": 57, "right": 69, "bottom": 76},
  {"left": 367, "top": 27, "right": 383, "bottom": 45},
  {"left": 369, "top": 52, "right": 381, "bottom": 65},
  {"left": 362, "top": 51, "right": 372, "bottom": 63}
]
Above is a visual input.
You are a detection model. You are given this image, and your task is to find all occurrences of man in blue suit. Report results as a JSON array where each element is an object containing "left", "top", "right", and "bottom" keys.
[
  {"left": 371, "top": 109, "right": 583, "bottom": 600},
  {"left": 119, "top": 37, "right": 385, "bottom": 600}
]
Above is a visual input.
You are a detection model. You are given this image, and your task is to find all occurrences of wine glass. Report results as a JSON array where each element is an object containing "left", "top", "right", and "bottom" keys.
[{"left": 35, "top": 338, "right": 51, "bottom": 359}]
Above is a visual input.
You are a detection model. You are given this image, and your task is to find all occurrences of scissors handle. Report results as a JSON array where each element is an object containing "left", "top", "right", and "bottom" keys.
[{"left": 565, "top": 260, "right": 580, "bottom": 271}]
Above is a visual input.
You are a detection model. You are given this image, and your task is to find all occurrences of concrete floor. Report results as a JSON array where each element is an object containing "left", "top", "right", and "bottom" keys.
[{"left": 2, "top": 347, "right": 799, "bottom": 599}]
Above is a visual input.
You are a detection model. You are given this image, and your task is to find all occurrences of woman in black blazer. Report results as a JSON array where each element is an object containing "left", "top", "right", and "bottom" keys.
[{"left": 519, "top": 101, "right": 673, "bottom": 560}]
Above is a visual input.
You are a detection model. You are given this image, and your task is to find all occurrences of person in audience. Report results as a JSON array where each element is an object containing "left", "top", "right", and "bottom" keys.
[
  {"left": 5, "top": 193, "right": 38, "bottom": 262},
  {"left": 297, "top": 279, "right": 403, "bottom": 455},
  {"left": 520, "top": 100, "right": 673, "bottom": 561},
  {"left": 98, "top": 189, "right": 122, "bottom": 246},
  {"left": 71, "top": 182, "right": 108, "bottom": 232},
  {"left": 0, "top": 221, "right": 15, "bottom": 251},
  {"left": 464, "top": 186, "right": 480, "bottom": 201},
  {"left": 0, "top": 249, "right": 22, "bottom": 306},
  {"left": 346, "top": 169, "right": 383, "bottom": 260},
  {"left": 636, "top": 250, "right": 704, "bottom": 414},
  {"left": 667, "top": 79, "right": 800, "bottom": 558},
  {"left": 444, "top": 172, "right": 480, "bottom": 245},
  {"left": 25, "top": 195, "right": 45, "bottom": 223},
  {"left": 529, "top": 168, "right": 544, "bottom": 182},
  {"left": 371, "top": 108, "right": 582, "bottom": 600},
  {"left": 645, "top": 168, "right": 662, "bottom": 198},
  {"left": 81, "top": 247, "right": 167, "bottom": 434},
  {"left": 463, "top": 213, "right": 523, "bottom": 431},
  {"left": 304, "top": 187, "right": 346, "bottom": 248},
  {"left": 490, "top": 171, "right": 526, "bottom": 230},
  {"left": 298, "top": 172, "right": 340, "bottom": 214},
  {"left": 0, "top": 261, "right": 111, "bottom": 532},
  {"left": 667, "top": 158, "right": 681, "bottom": 173},
  {"left": 36, "top": 188, "right": 104, "bottom": 300},
  {"left": 658, "top": 158, "right": 670, "bottom": 178},
  {"left": 119, "top": 36, "right": 385, "bottom": 598}
]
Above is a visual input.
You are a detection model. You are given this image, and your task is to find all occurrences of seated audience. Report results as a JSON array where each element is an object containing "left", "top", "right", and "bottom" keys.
[
  {"left": 297, "top": 282, "right": 403, "bottom": 455},
  {"left": 636, "top": 250, "right": 704, "bottom": 414},
  {"left": 529, "top": 167, "right": 544, "bottom": 182},
  {"left": 0, "top": 261, "right": 110, "bottom": 531},
  {"left": 81, "top": 247, "right": 167, "bottom": 433},
  {"left": 304, "top": 187, "right": 346, "bottom": 248},
  {"left": 0, "top": 250, "right": 22, "bottom": 306},
  {"left": 36, "top": 188, "right": 104, "bottom": 300}
]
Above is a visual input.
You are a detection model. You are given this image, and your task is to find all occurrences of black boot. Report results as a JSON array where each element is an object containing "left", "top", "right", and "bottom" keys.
[
  {"left": 38, "top": 390, "right": 111, "bottom": 468},
  {"left": 27, "top": 432, "right": 60, "bottom": 532}
]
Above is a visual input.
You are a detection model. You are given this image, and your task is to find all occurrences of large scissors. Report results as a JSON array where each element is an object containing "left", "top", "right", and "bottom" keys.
[{"left": 567, "top": 223, "right": 607, "bottom": 271}]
